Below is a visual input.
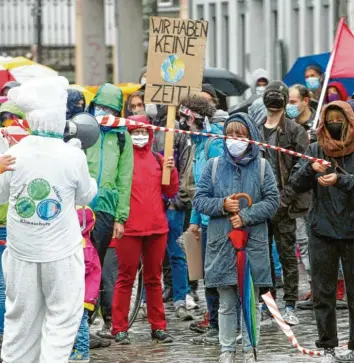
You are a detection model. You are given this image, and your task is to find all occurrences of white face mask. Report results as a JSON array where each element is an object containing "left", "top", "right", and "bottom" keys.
[
  {"left": 255, "top": 86, "right": 266, "bottom": 96},
  {"left": 226, "top": 139, "right": 249, "bottom": 157},
  {"left": 145, "top": 103, "right": 158, "bottom": 119},
  {"left": 131, "top": 134, "right": 149, "bottom": 148}
]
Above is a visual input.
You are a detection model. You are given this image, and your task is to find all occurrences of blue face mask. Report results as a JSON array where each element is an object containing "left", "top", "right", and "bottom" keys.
[
  {"left": 94, "top": 107, "right": 107, "bottom": 117},
  {"left": 286, "top": 104, "right": 301, "bottom": 119},
  {"left": 305, "top": 77, "right": 321, "bottom": 91}
]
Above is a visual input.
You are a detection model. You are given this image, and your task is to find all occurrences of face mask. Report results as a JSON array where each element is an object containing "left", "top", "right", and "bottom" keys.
[
  {"left": 286, "top": 104, "right": 301, "bottom": 119},
  {"left": 306, "top": 77, "right": 321, "bottom": 91},
  {"left": 327, "top": 94, "right": 341, "bottom": 103},
  {"left": 145, "top": 103, "right": 158, "bottom": 119},
  {"left": 94, "top": 107, "right": 108, "bottom": 117},
  {"left": 133, "top": 108, "right": 145, "bottom": 116},
  {"left": 325, "top": 122, "right": 344, "bottom": 141},
  {"left": 263, "top": 92, "right": 286, "bottom": 110},
  {"left": 255, "top": 86, "right": 266, "bottom": 96},
  {"left": 226, "top": 139, "right": 249, "bottom": 158},
  {"left": 131, "top": 134, "right": 149, "bottom": 148}
]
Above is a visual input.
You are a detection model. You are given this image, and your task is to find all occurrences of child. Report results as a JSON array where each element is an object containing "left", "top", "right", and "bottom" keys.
[
  {"left": 0, "top": 77, "right": 97, "bottom": 363},
  {"left": 70, "top": 207, "right": 101, "bottom": 363}
]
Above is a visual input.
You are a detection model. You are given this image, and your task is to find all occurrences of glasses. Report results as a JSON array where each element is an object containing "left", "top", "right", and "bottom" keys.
[{"left": 95, "top": 105, "right": 120, "bottom": 117}]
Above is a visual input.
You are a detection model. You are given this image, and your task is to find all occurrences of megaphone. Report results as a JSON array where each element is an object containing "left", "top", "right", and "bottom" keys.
[{"left": 64, "top": 112, "right": 100, "bottom": 149}]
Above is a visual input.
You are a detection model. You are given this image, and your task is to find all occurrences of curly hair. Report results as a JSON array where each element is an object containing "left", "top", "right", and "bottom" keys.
[{"left": 179, "top": 95, "right": 216, "bottom": 119}]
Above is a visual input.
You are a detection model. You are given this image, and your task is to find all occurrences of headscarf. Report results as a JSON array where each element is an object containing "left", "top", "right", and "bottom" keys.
[{"left": 317, "top": 100, "right": 354, "bottom": 157}]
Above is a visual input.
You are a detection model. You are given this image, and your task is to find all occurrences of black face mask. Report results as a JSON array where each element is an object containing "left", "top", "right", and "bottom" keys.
[
  {"left": 325, "top": 122, "right": 344, "bottom": 141},
  {"left": 263, "top": 91, "right": 286, "bottom": 110}
]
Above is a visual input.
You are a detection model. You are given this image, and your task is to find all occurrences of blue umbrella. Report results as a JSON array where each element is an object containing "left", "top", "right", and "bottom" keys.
[{"left": 283, "top": 52, "right": 354, "bottom": 96}]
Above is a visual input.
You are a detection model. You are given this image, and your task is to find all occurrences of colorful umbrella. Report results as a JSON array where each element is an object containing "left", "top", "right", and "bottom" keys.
[
  {"left": 228, "top": 193, "right": 258, "bottom": 361},
  {"left": 0, "top": 57, "right": 58, "bottom": 88}
]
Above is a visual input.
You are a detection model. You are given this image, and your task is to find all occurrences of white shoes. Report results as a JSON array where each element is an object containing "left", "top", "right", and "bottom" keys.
[{"left": 186, "top": 294, "right": 199, "bottom": 310}]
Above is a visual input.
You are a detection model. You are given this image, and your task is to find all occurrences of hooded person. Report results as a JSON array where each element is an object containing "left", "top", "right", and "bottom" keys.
[
  {"left": 288, "top": 101, "right": 354, "bottom": 363},
  {"left": 111, "top": 115, "right": 178, "bottom": 345},
  {"left": 66, "top": 89, "right": 86, "bottom": 120},
  {"left": 251, "top": 68, "right": 270, "bottom": 96},
  {"left": 0, "top": 76, "right": 97, "bottom": 363},
  {"left": 193, "top": 112, "right": 279, "bottom": 363},
  {"left": 86, "top": 83, "right": 133, "bottom": 338},
  {"left": 325, "top": 81, "right": 348, "bottom": 104},
  {"left": 0, "top": 101, "right": 25, "bottom": 127}
]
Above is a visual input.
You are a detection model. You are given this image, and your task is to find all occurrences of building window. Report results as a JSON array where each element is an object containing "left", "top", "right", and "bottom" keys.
[
  {"left": 197, "top": 4, "right": 204, "bottom": 20},
  {"left": 209, "top": 3, "right": 216, "bottom": 67},
  {"left": 222, "top": 2, "right": 229, "bottom": 69},
  {"left": 158, "top": 0, "right": 173, "bottom": 7}
]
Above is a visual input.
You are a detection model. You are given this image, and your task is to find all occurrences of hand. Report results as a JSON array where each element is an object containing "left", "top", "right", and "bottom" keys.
[
  {"left": 165, "top": 156, "right": 175, "bottom": 170},
  {"left": 0, "top": 155, "right": 16, "bottom": 173},
  {"left": 188, "top": 224, "right": 200, "bottom": 240},
  {"left": 230, "top": 215, "right": 243, "bottom": 229},
  {"left": 113, "top": 222, "right": 124, "bottom": 239},
  {"left": 318, "top": 173, "right": 338, "bottom": 187},
  {"left": 312, "top": 162, "right": 329, "bottom": 174},
  {"left": 224, "top": 195, "right": 240, "bottom": 213}
]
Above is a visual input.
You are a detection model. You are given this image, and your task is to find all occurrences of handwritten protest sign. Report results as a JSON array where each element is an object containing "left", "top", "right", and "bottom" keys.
[
  {"left": 145, "top": 17, "right": 208, "bottom": 105},
  {"left": 145, "top": 16, "right": 208, "bottom": 184}
]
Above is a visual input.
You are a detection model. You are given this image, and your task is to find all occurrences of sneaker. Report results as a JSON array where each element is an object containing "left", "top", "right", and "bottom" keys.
[
  {"left": 163, "top": 287, "right": 173, "bottom": 303},
  {"left": 186, "top": 294, "right": 199, "bottom": 310},
  {"left": 189, "top": 311, "right": 209, "bottom": 333},
  {"left": 115, "top": 331, "right": 131, "bottom": 345},
  {"left": 151, "top": 329, "right": 173, "bottom": 344},
  {"left": 336, "top": 349, "right": 354, "bottom": 362},
  {"left": 189, "top": 289, "right": 199, "bottom": 302},
  {"left": 219, "top": 351, "right": 235, "bottom": 363},
  {"left": 176, "top": 305, "right": 194, "bottom": 321},
  {"left": 243, "top": 351, "right": 256, "bottom": 363},
  {"left": 89, "top": 334, "right": 111, "bottom": 349},
  {"left": 69, "top": 350, "right": 90, "bottom": 363},
  {"left": 320, "top": 348, "right": 336, "bottom": 363},
  {"left": 282, "top": 307, "right": 299, "bottom": 326},
  {"left": 191, "top": 327, "right": 219, "bottom": 345},
  {"left": 96, "top": 319, "right": 115, "bottom": 340},
  {"left": 297, "top": 293, "right": 313, "bottom": 310}
]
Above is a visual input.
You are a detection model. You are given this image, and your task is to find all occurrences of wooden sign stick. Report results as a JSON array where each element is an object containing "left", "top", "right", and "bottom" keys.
[{"left": 162, "top": 105, "right": 176, "bottom": 185}]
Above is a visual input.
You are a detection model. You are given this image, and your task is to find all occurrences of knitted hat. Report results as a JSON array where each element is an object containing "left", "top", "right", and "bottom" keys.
[{"left": 8, "top": 76, "right": 69, "bottom": 137}]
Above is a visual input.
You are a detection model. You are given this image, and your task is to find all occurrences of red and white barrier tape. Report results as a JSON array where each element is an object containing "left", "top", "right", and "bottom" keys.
[
  {"left": 97, "top": 115, "right": 331, "bottom": 166},
  {"left": 261, "top": 292, "right": 324, "bottom": 357}
]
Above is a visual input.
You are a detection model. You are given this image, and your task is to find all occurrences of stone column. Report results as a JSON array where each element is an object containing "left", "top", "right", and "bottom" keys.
[
  {"left": 115, "top": 0, "right": 144, "bottom": 83},
  {"left": 75, "top": 0, "right": 106, "bottom": 85}
]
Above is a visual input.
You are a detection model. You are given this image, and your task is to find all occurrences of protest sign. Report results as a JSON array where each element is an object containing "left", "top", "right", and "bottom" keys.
[{"left": 145, "top": 16, "right": 208, "bottom": 184}]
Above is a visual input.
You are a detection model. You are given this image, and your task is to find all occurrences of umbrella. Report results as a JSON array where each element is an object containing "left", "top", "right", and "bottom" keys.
[
  {"left": 0, "top": 57, "right": 58, "bottom": 88},
  {"left": 228, "top": 94, "right": 261, "bottom": 115},
  {"left": 203, "top": 67, "right": 249, "bottom": 96},
  {"left": 229, "top": 193, "right": 257, "bottom": 361},
  {"left": 283, "top": 52, "right": 354, "bottom": 96}
]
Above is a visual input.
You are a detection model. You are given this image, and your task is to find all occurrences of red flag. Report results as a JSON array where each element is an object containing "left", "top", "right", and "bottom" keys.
[{"left": 330, "top": 18, "right": 354, "bottom": 78}]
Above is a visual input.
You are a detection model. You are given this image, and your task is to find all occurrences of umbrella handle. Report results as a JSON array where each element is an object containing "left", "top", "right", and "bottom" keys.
[{"left": 231, "top": 193, "right": 253, "bottom": 217}]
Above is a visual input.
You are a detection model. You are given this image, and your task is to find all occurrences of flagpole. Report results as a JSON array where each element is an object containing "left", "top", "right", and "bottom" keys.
[{"left": 312, "top": 17, "right": 345, "bottom": 130}]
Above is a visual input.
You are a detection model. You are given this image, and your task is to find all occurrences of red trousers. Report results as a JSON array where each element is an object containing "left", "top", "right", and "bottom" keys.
[{"left": 112, "top": 233, "right": 167, "bottom": 333}]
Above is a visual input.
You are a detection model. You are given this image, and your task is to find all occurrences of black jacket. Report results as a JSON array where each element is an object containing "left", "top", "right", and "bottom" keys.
[
  {"left": 259, "top": 116, "right": 310, "bottom": 218},
  {"left": 288, "top": 143, "right": 354, "bottom": 239}
]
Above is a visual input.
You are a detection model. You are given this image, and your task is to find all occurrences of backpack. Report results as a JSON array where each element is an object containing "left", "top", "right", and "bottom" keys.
[
  {"left": 211, "top": 157, "right": 266, "bottom": 188},
  {"left": 179, "top": 142, "right": 196, "bottom": 205}
]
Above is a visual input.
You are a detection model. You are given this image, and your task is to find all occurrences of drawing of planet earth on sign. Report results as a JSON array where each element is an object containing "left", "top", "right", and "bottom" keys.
[{"left": 161, "top": 55, "right": 185, "bottom": 84}]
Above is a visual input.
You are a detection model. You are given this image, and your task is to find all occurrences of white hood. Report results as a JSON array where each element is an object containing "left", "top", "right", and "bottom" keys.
[
  {"left": 251, "top": 68, "right": 269, "bottom": 93},
  {"left": 7, "top": 76, "right": 69, "bottom": 137}
]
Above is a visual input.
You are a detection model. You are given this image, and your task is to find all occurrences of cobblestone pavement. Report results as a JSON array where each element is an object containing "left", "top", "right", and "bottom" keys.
[{"left": 90, "top": 266, "right": 350, "bottom": 363}]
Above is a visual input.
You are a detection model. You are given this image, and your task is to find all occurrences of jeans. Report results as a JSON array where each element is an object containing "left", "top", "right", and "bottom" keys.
[
  {"left": 0, "top": 227, "right": 7, "bottom": 335},
  {"left": 73, "top": 308, "right": 89, "bottom": 356},
  {"left": 309, "top": 232, "right": 354, "bottom": 350},
  {"left": 102, "top": 247, "right": 118, "bottom": 319},
  {"left": 202, "top": 224, "right": 219, "bottom": 330},
  {"left": 272, "top": 240, "right": 283, "bottom": 278},
  {"left": 166, "top": 209, "right": 189, "bottom": 306},
  {"left": 296, "top": 217, "right": 311, "bottom": 281},
  {"left": 218, "top": 285, "right": 261, "bottom": 353}
]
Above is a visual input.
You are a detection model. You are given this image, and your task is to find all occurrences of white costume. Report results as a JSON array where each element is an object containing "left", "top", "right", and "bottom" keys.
[{"left": 0, "top": 77, "right": 97, "bottom": 363}]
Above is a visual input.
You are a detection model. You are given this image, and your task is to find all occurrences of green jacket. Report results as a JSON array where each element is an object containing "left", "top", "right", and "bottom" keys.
[{"left": 86, "top": 84, "right": 133, "bottom": 223}]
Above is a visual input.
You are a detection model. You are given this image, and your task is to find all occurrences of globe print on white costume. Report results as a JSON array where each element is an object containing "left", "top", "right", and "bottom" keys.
[{"left": 161, "top": 55, "right": 185, "bottom": 84}]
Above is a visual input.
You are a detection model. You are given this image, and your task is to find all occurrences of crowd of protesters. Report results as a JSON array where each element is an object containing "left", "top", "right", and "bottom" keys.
[{"left": 0, "top": 63, "right": 352, "bottom": 363}]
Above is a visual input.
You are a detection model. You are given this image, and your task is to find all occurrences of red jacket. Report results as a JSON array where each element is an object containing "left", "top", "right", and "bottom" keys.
[{"left": 123, "top": 115, "right": 179, "bottom": 236}]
